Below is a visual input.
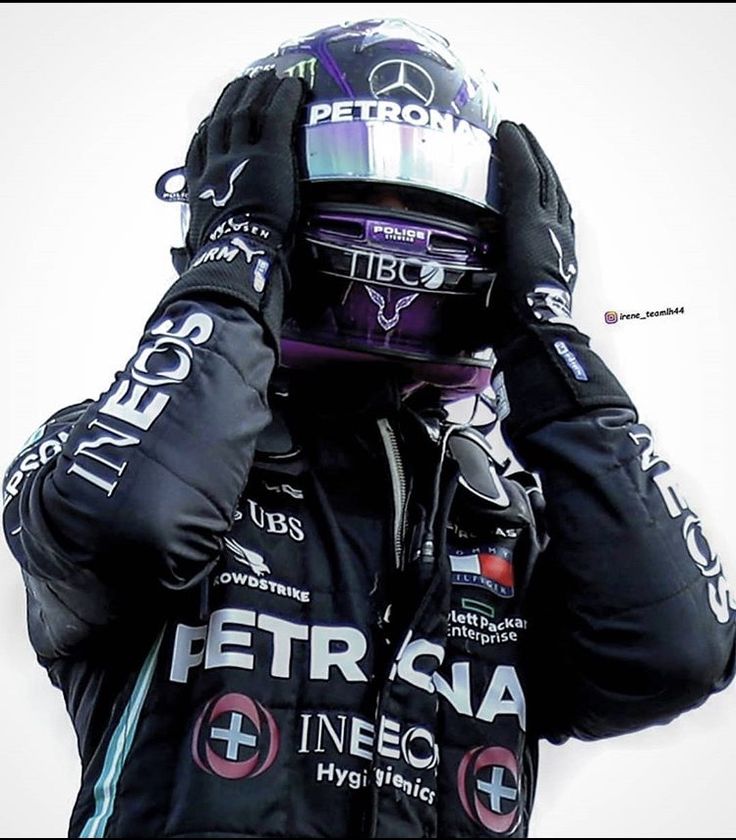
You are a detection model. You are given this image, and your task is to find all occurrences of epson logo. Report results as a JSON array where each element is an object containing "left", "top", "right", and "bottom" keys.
[
  {"left": 307, "top": 100, "right": 488, "bottom": 143},
  {"left": 3, "top": 431, "right": 70, "bottom": 505}
]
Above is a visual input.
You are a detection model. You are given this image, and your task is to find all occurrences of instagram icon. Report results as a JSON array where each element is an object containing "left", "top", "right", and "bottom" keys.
[{"left": 604, "top": 311, "right": 618, "bottom": 324}]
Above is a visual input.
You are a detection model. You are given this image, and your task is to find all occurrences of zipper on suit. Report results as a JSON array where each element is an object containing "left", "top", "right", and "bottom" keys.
[{"left": 377, "top": 418, "right": 407, "bottom": 571}]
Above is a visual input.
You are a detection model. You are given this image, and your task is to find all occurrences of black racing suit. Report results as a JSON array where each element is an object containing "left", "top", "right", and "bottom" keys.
[{"left": 3, "top": 291, "right": 735, "bottom": 838}]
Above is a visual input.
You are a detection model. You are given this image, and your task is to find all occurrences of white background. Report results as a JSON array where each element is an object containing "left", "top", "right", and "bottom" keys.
[{"left": 1, "top": 3, "right": 735, "bottom": 837}]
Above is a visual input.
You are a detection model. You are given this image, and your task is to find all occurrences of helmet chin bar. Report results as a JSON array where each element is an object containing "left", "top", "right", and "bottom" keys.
[
  {"left": 281, "top": 197, "right": 498, "bottom": 390},
  {"left": 300, "top": 200, "right": 498, "bottom": 293},
  {"left": 279, "top": 336, "right": 494, "bottom": 402},
  {"left": 302, "top": 194, "right": 500, "bottom": 253}
]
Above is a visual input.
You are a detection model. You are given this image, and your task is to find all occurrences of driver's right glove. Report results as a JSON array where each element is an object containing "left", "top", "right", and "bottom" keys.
[{"left": 153, "top": 71, "right": 306, "bottom": 356}]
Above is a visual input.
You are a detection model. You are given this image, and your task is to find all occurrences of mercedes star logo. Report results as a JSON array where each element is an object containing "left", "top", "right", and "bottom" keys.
[{"left": 368, "top": 60, "right": 435, "bottom": 105}]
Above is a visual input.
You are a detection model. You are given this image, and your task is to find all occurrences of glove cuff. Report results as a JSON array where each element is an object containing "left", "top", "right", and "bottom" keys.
[
  {"left": 492, "top": 325, "right": 637, "bottom": 444},
  {"left": 153, "top": 236, "right": 286, "bottom": 361}
]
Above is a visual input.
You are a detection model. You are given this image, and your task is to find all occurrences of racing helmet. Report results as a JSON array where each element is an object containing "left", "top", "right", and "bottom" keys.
[
  {"left": 157, "top": 19, "right": 504, "bottom": 401},
  {"left": 248, "top": 19, "right": 503, "bottom": 400}
]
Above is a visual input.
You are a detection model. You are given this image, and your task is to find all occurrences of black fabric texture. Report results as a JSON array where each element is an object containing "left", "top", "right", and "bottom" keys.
[
  {"left": 488, "top": 122, "right": 636, "bottom": 443},
  {"left": 153, "top": 72, "right": 306, "bottom": 357},
  {"left": 4, "top": 287, "right": 735, "bottom": 836}
]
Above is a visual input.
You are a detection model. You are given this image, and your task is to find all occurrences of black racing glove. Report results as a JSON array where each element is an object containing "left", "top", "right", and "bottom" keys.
[
  {"left": 153, "top": 71, "right": 306, "bottom": 355},
  {"left": 490, "top": 122, "right": 579, "bottom": 345},
  {"left": 488, "top": 121, "right": 636, "bottom": 441}
]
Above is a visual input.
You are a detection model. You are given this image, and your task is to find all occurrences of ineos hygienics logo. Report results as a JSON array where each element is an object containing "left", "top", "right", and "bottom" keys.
[
  {"left": 192, "top": 693, "right": 279, "bottom": 780},
  {"left": 369, "top": 60, "right": 435, "bottom": 105}
]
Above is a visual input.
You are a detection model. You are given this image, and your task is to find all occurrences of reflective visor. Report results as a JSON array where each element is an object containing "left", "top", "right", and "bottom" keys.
[{"left": 302, "top": 107, "right": 501, "bottom": 213}]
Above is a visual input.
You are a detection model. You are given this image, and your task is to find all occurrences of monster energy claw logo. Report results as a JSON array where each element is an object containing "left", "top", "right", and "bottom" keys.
[{"left": 283, "top": 58, "right": 317, "bottom": 88}]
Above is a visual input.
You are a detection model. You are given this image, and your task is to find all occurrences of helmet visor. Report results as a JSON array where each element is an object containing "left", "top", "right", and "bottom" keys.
[{"left": 302, "top": 112, "right": 501, "bottom": 213}]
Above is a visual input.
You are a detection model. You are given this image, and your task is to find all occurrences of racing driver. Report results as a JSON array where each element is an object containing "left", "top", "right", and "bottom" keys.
[{"left": 3, "top": 17, "right": 735, "bottom": 839}]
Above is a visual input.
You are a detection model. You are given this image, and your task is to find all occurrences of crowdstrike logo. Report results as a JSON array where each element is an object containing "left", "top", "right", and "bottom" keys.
[
  {"left": 457, "top": 746, "right": 521, "bottom": 834},
  {"left": 215, "top": 534, "right": 310, "bottom": 603},
  {"left": 368, "top": 59, "right": 435, "bottom": 105},
  {"left": 225, "top": 537, "right": 270, "bottom": 576},
  {"left": 192, "top": 693, "right": 279, "bottom": 780}
]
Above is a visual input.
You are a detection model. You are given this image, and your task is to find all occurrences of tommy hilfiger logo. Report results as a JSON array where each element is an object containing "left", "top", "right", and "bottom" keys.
[{"left": 450, "top": 547, "right": 514, "bottom": 599}]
